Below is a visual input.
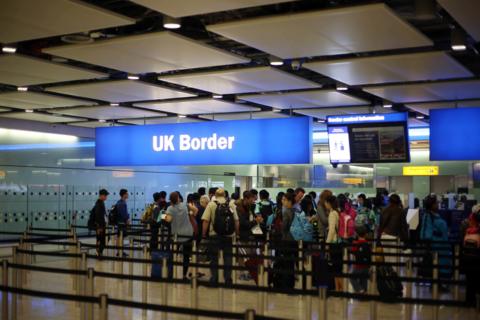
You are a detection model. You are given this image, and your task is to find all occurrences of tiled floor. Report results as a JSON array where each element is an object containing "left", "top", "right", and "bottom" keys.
[{"left": 1, "top": 240, "right": 478, "bottom": 320}]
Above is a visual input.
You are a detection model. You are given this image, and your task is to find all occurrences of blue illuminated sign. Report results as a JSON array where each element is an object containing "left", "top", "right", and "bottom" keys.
[
  {"left": 95, "top": 117, "right": 312, "bottom": 166},
  {"left": 327, "top": 112, "right": 408, "bottom": 125},
  {"left": 430, "top": 107, "right": 480, "bottom": 161}
]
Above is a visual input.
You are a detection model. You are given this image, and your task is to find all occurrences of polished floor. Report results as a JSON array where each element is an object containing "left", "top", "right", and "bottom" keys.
[{"left": 0, "top": 239, "right": 478, "bottom": 320}]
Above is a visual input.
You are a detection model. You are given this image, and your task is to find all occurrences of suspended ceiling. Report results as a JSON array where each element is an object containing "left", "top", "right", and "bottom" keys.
[{"left": 0, "top": 0, "right": 478, "bottom": 129}]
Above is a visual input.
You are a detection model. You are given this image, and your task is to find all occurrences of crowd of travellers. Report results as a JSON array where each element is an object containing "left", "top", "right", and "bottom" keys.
[{"left": 89, "top": 187, "right": 480, "bottom": 306}]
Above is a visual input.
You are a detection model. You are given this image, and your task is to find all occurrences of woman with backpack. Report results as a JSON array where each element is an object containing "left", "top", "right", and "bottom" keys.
[
  {"left": 338, "top": 194, "right": 357, "bottom": 243},
  {"left": 324, "top": 195, "right": 343, "bottom": 291},
  {"left": 463, "top": 206, "right": 480, "bottom": 306},
  {"left": 420, "top": 195, "right": 452, "bottom": 292}
]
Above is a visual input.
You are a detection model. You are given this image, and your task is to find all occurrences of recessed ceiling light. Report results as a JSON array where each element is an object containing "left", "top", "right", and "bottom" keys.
[
  {"left": 317, "top": 119, "right": 325, "bottom": 123},
  {"left": 127, "top": 75, "right": 139, "bottom": 80},
  {"left": 212, "top": 94, "right": 223, "bottom": 99},
  {"left": 272, "top": 108, "right": 281, "bottom": 113},
  {"left": 110, "top": 103, "right": 119, "bottom": 107},
  {"left": 99, "top": 119, "right": 106, "bottom": 123},
  {"left": 17, "top": 86, "right": 28, "bottom": 92},
  {"left": 25, "top": 109, "right": 34, "bottom": 113},
  {"left": 178, "top": 115, "right": 187, "bottom": 118},
  {"left": 163, "top": 16, "right": 181, "bottom": 29},
  {"left": 451, "top": 44, "right": 467, "bottom": 51},
  {"left": 416, "top": 115, "right": 425, "bottom": 119},
  {"left": 269, "top": 55, "right": 284, "bottom": 66},
  {"left": 2, "top": 46, "right": 16, "bottom": 53},
  {"left": 336, "top": 84, "right": 348, "bottom": 91},
  {"left": 383, "top": 103, "right": 393, "bottom": 108}
]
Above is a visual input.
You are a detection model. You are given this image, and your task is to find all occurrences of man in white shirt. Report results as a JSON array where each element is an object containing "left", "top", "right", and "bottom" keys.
[{"left": 202, "top": 188, "right": 239, "bottom": 285}]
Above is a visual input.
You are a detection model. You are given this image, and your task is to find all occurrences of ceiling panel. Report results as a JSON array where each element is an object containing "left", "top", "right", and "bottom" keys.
[
  {"left": 134, "top": 98, "right": 258, "bottom": 115},
  {"left": 0, "top": 55, "right": 106, "bottom": 86},
  {"left": 159, "top": 67, "right": 318, "bottom": 94},
  {"left": 0, "top": 91, "right": 95, "bottom": 110},
  {"left": 406, "top": 100, "right": 480, "bottom": 115},
  {"left": 121, "top": 117, "right": 205, "bottom": 125},
  {"left": 47, "top": 80, "right": 195, "bottom": 103},
  {"left": 294, "top": 106, "right": 390, "bottom": 119},
  {"left": 438, "top": 0, "right": 480, "bottom": 41},
  {"left": 365, "top": 80, "right": 480, "bottom": 103},
  {"left": 0, "top": 112, "right": 80, "bottom": 123},
  {"left": 304, "top": 52, "right": 472, "bottom": 86},
  {"left": 50, "top": 105, "right": 165, "bottom": 120},
  {"left": 207, "top": 3, "right": 432, "bottom": 59},
  {"left": 68, "top": 121, "right": 122, "bottom": 128},
  {"left": 408, "top": 118, "right": 428, "bottom": 127},
  {"left": 241, "top": 90, "right": 368, "bottom": 109},
  {"left": 199, "top": 111, "right": 290, "bottom": 121},
  {"left": 44, "top": 31, "right": 249, "bottom": 74},
  {"left": 0, "top": 0, "right": 134, "bottom": 43},
  {"left": 131, "top": 0, "right": 298, "bottom": 18}
]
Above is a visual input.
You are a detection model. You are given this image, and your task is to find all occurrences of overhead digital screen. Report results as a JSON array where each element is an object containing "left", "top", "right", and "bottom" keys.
[
  {"left": 430, "top": 107, "right": 480, "bottom": 161},
  {"left": 327, "top": 113, "right": 410, "bottom": 164},
  {"left": 95, "top": 117, "right": 312, "bottom": 166}
]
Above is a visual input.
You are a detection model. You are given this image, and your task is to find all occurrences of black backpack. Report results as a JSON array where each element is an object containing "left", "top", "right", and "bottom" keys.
[
  {"left": 259, "top": 202, "right": 273, "bottom": 220},
  {"left": 87, "top": 207, "right": 96, "bottom": 231},
  {"left": 213, "top": 202, "right": 235, "bottom": 236},
  {"left": 376, "top": 265, "right": 403, "bottom": 301},
  {"left": 108, "top": 204, "right": 118, "bottom": 226}
]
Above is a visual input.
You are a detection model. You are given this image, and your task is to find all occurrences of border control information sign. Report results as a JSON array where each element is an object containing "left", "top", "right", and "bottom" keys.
[{"left": 95, "top": 117, "right": 312, "bottom": 166}]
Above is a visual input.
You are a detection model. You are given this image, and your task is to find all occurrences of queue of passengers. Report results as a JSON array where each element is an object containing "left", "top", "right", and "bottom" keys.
[{"left": 90, "top": 187, "right": 480, "bottom": 305}]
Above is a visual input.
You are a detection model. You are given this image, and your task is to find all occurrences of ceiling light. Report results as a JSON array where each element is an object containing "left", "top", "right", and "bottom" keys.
[
  {"left": 17, "top": 86, "right": 28, "bottom": 92},
  {"left": 212, "top": 94, "right": 223, "bottom": 99},
  {"left": 25, "top": 109, "right": 34, "bottom": 113},
  {"left": 269, "top": 55, "right": 284, "bottom": 66},
  {"left": 451, "top": 28, "right": 467, "bottom": 51},
  {"left": 416, "top": 115, "right": 425, "bottom": 119},
  {"left": 127, "top": 75, "right": 139, "bottom": 80},
  {"left": 2, "top": 46, "right": 16, "bottom": 53},
  {"left": 178, "top": 115, "right": 187, "bottom": 118},
  {"left": 110, "top": 103, "right": 119, "bottom": 107},
  {"left": 336, "top": 84, "right": 348, "bottom": 91},
  {"left": 383, "top": 103, "right": 393, "bottom": 108},
  {"left": 163, "top": 16, "right": 181, "bottom": 29},
  {"left": 99, "top": 119, "right": 106, "bottom": 123},
  {"left": 317, "top": 119, "right": 325, "bottom": 123},
  {"left": 272, "top": 108, "right": 281, "bottom": 113}
]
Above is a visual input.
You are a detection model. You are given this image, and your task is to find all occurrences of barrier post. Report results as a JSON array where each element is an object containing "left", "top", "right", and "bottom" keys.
[
  {"left": 129, "top": 238, "right": 134, "bottom": 296},
  {"left": 244, "top": 309, "right": 255, "bottom": 320},
  {"left": 306, "top": 255, "right": 313, "bottom": 320},
  {"left": 162, "top": 258, "right": 168, "bottom": 319},
  {"left": 369, "top": 266, "right": 377, "bottom": 320},
  {"left": 342, "top": 247, "right": 349, "bottom": 320},
  {"left": 86, "top": 268, "right": 94, "bottom": 320},
  {"left": 74, "top": 242, "right": 81, "bottom": 295},
  {"left": 263, "top": 242, "right": 269, "bottom": 311},
  {"left": 190, "top": 241, "right": 198, "bottom": 320},
  {"left": 173, "top": 234, "right": 178, "bottom": 281},
  {"left": 298, "top": 240, "right": 303, "bottom": 290},
  {"left": 142, "top": 245, "right": 148, "bottom": 318},
  {"left": 432, "top": 252, "right": 439, "bottom": 320},
  {"left": 258, "top": 263, "right": 265, "bottom": 315},
  {"left": 318, "top": 286, "right": 328, "bottom": 320},
  {"left": 80, "top": 252, "right": 87, "bottom": 320},
  {"left": 2, "top": 260, "right": 8, "bottom": 320},
  {"left": 453, "top": 244, "right": 460, "bottom": 301},
  {"left": 119, "top": 229, "right": 124, "bottom": 274},
  {"left": 99, "top": 294, "right": 108, "bottom": 320},
  {"left": 232, "top": 238, "right": 237, "bottom": 285},
  {"left": 18, "top": 239, "right": 25, "bottom": 287},
  {"left": 218, "top": 249, "right": 224, "bottom": 313},
  {"left": 396, "top": 238, "right": 401, "bottom": 274},
  {"left": 12, "top": 246, "right": 17, "bottom": 320},
  {"left": 404, "top": 259, "right": 413, "bottom": 320}
]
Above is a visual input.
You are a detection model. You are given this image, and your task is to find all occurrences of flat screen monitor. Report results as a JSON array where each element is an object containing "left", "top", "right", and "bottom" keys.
[
  {"left": 327, "top": 113, "right": 410, "bottom": 164},
  {"left": 430, "top": 107, "right": 480, "bottom": 161}
]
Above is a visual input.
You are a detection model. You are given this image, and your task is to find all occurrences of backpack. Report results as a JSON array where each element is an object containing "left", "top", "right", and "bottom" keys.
[
  {"left": 87, "top": 207, "right": 96, "bottom": 231},
  {"left": 376, "top": 265, "right": 403, "bottom": 301},
  {"left": 339, "top": 212, "right": 356, "bottom": 239},
  {"left": 213, "top": 201, "right": 235, "bottom": 236},
  {"left": 355, "top": 209, "right": 375, "bottom": 232},
  {"left": 141, "top": 203, "right": 155, "bottom": 224},
  {"left": 258, "top": 202, "right": 273, "bottom": 220},
  {"left": 289, "top": 211, "right": 313, "bottom": 242},
  {"left": 108, "top": 204, "right": 118, "bottom": 226},
  {"left": 463, "top": 231, "right": 480, "bottom": 259}
]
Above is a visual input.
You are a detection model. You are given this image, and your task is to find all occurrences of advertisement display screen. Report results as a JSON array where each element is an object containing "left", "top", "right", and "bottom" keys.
[
  {"left": 327, "top": 112, "right": 409, "bottom": 164},
  {"left": 95, "top": 117, "right": 312, "bottom": 166},
  {"left": 430, "top": 107, "right": 480, "bottom": 161}
]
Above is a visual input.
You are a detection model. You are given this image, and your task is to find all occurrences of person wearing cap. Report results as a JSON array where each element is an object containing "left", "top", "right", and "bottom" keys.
[{"left": 94, "top": 189, "right": 109, "bottom": 257}]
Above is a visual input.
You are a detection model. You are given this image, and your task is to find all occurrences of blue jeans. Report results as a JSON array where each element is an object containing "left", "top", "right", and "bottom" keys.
[
  {"left": 207, "top": 236, "right": 233, "bottom": 284},
  {"left": 350, "top": 268, "right": 369, "bottom": 293}
]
